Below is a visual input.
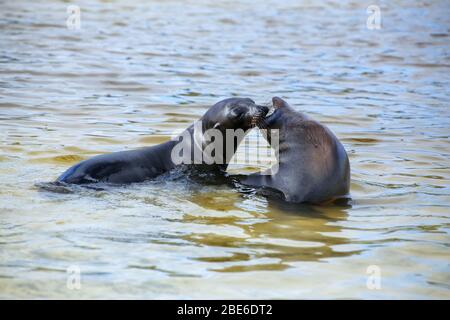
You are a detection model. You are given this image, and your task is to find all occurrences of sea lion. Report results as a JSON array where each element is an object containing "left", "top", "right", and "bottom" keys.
[
  {"left": 57, "top": 98, "right": 269, "bottom": 184},
  {"left": 240, "top": 97, "right": 350, "bottom": 204}
]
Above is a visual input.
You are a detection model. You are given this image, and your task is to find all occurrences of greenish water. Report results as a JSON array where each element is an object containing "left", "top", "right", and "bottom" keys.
[{"left": 0, "top": 0, "right": 449, "bottom": 299}]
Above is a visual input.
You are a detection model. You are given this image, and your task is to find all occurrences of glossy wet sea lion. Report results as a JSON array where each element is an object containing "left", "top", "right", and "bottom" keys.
[
  {"left": 57, "top": 98, "right": 269, "bottom": 184},
  {"left": 240, "top": 97, "right": 350, "bottom": 204}
]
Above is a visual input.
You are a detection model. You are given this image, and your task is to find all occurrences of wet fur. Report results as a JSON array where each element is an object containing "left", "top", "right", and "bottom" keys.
[
  {"left": 57, "top": 98, "right": 268, "bottom": 185},
  {"left": 243, "top": 97, "right": 351, "bottom": 204}
]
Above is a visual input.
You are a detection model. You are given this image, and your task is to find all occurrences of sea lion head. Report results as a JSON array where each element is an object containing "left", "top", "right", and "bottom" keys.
[
  {"left": 256, "top": 96, "right": 293, "bottom": 130},
  {"left": 202, "top": 97, "right": 269, "bottom": 132}
]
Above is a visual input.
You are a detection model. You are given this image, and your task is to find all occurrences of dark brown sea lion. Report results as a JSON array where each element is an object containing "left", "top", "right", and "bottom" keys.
[
  {"left": 240, "top": 97, "right": 350, "bottom": 204},
  {"left": 57, "top": 98, "right": 269, "bottom": 184}
]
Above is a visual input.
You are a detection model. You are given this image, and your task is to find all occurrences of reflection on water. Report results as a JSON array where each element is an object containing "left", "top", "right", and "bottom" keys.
[
  {"left": 185, "top": 192, "right": 355, "bottom": 272},
  {"left": 0, "top": 0, "right": 449, "bottom": 298}
]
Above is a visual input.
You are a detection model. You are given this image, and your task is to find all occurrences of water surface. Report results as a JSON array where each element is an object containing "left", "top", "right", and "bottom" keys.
[{"left": 0, "top": 0, "right": 449, "bottom": 299}]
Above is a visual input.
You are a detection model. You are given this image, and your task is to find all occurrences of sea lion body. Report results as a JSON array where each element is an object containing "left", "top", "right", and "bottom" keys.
[
  {"left": 56, "top": 141, "right": 176, "bottom": 184},
  {"left": 242, "top": 97, "right": 350, "bottom": 204},
  {"left": 57, "top": 98, "right": 268, "bottom": 184}
]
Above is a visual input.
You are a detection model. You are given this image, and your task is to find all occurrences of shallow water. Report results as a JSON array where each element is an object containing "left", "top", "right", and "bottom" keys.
[{"left": 0, "top": 0, "right": 449, "bottom": 299}]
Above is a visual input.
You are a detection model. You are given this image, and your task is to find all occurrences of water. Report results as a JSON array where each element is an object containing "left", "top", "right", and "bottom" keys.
[{"left": 0, "top": 0, "right": 449, "bottom": 299}]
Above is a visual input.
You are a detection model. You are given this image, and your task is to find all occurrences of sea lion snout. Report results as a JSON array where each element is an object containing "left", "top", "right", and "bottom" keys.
[{"left": 250, "top": 104, "right": 269, "bottom": 127}]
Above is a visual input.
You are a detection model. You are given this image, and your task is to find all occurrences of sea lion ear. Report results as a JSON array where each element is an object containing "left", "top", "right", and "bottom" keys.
[{"left": 272, "top": 97, "right": 288, "bottom": 109}]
